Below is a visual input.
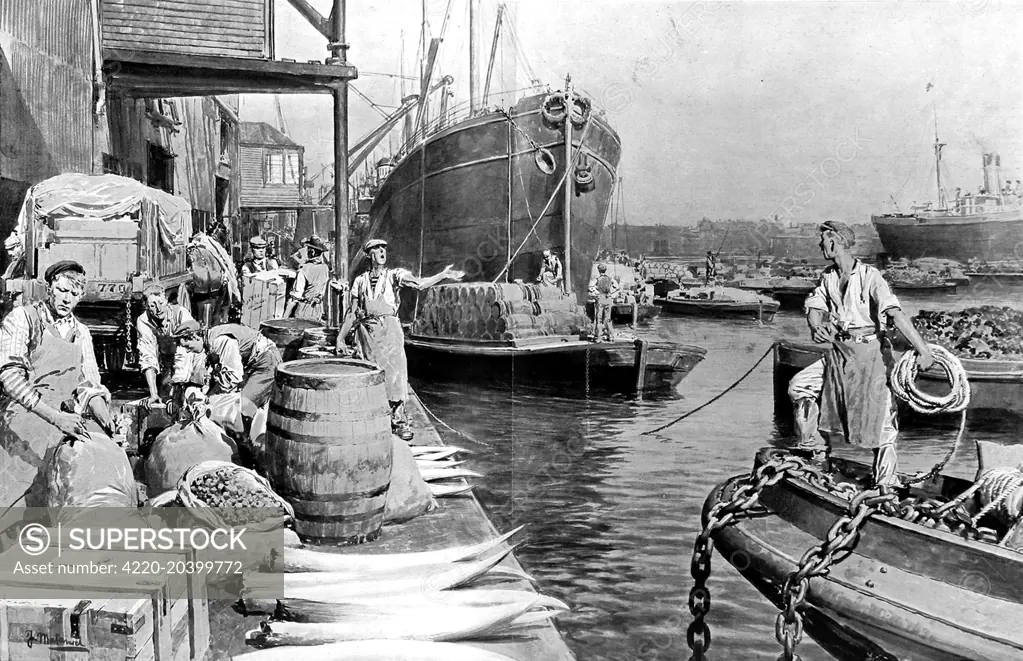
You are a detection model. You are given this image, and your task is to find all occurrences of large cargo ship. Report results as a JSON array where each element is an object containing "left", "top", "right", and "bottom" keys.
[
  {"left": 345, "top": 2, "right": 620, "bottom": 316},
  {"left": 872, "top": 148, "right": 1023, "bottom": 262}
]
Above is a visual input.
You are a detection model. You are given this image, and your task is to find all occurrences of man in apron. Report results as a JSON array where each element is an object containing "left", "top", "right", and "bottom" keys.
[
  {"left": 0, "top": 260, "right": 115, "bottom": 508},
  {"left": 137, "top": 285, "right": 194, "bottom": 406},
  {"left": 787, "top": 221, "right": 934, "bottom": 487},
  {"left": 337, "top": 239, "right": 464, "bottom": 441},
  {"left": 284, "top": 236, "right": 330, "bottom": 321}
]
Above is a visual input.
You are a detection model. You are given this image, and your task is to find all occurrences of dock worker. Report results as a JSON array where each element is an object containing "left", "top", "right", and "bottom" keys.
[
  {"left": 787, "top": 220, "right": 933, "bottom": 488},
  {"left": 241, "top": 236, "right": 280, "bottom": 277},
  {"left": 0, "top": 261, "right": 115, "bottom": 507},
  {"left": 337, "top": 238, "right": 464, "bottom": 441},
  {"left": 284, "top": 236, "right": 331, "bottom": 321},
  {"left": 170, "top": 319, "right": 281, "bottom": 431},
  {"left": 537, "top": 249, "right": 564, "bottom": 291},
  {"left": 589, "top": 263, "right": 619, "bottom": 342},
  {"left": 137, "top": 285, "right": 194, "bottom": 406},
  {"left": 704, "top": 250, "right": 717, "bottom": 284}
]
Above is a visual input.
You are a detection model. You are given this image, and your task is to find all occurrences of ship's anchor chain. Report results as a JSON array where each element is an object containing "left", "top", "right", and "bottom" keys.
[
  {"left": 774, "top": 488, "right": 896, "bottom": 661},
  {"left": 686, "top": 455, "right": 890, "bottom": 661}
]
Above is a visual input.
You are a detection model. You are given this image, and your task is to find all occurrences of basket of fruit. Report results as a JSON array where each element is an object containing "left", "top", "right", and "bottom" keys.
[{"left": 177, "top": 461, "right": 295, "bottom": 532}]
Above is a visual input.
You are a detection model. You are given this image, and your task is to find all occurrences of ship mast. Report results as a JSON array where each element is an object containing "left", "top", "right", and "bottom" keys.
[
  {"left": 469, "top": 0, "right": 480, "bottom": 113},
  {"left": 563, "top": 73, "right": 573, "bottom": 295},
  {"left": 933, "top": 103, "right": 947, "bottom": 210}
]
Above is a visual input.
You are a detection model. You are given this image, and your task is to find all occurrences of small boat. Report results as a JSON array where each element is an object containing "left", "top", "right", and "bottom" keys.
[
  {"left": 964, "top": 271, "right": 1023, "bottom": 282},
  {"left": 585, "top": 301, "right": 661, "bottom": 324},
  {"left": 768, "top": 284, "right": 814, "bottom": 310},
  {"left": 655, "top": 290, "right": 779, "bottom": 323},
  {"left": 404, "top": 334, "right": 705, "bottom": 395},
  {"left": 703, "top": 447, "right": 1023, "bottom": 661},
  {"left": 773, "top": 339, "right": 1023, "bottom": 418},
  {"left": 887, "top": 280, "right": 958, "bottom": 294}
]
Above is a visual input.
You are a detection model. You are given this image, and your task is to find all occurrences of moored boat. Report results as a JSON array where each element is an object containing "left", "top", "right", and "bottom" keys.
[
  {"left": 769, "top": 284, "right": 814, "bottom": 310},
  {"left": 585, "top": 301, "right": 661, "bottom": 324},
  {"left": 655, "top": 287, "right": 779, "bottom": 323},
  {"left": 886, "top": 280, "right": 958, "bottom": 294},
  {"left": 404, "top": 334, "right": 705, "bottom": 395},
  {"left": 773, "top": 339, "right": 1023, "bottom": 418},
  {"left": 700, "top": 448, "right": 1023, "bottom": 661}
]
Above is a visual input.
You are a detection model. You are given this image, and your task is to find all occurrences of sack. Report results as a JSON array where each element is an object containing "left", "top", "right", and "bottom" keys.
[
  {"left": 145, "top": 418, "right": 237, "bottom": 495},
  {"left": 178, "top": 460, "right": 294, "bottom": 532},
  {"left": 384, "top": 435, "right": 438, "bottom": 524},
  {"left": 47, "top": 433, "right": 139, "bottom": 523},
  {"left": 207, "top": 392, "right": 244, "bottom": 433}
]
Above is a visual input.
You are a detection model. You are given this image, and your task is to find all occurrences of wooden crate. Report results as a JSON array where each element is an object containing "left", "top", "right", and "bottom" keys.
[
  {"left": 0, "top": 549, "right": 209, "bottom": 661},
  {"left": 241, "top": 272, "right": 288, "bottom": 329}
]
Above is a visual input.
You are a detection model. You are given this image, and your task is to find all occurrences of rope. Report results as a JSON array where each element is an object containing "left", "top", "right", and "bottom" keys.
[
  {"left": 415, "top": 394, "right": 493, "bottom": 448},
  {"left": 890, "top": 344, "right": 971, "bottom": 486},
  {"left": 641, "top": 345, "right": 773, "bottom": 436}
]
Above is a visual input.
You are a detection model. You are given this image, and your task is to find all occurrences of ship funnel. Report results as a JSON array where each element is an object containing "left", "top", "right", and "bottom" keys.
[{"left": 982, "top": 153, "right": 1002, "bottom": 194}]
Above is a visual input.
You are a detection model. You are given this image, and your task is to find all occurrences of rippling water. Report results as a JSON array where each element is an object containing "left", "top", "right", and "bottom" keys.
[{"left": 412, "top": 284, "right": 1023, "bottom": 661}]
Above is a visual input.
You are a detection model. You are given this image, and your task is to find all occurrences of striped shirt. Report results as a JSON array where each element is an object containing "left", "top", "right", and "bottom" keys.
[{"left": 0, "top": 303, "right": 107, "bottom": 412}]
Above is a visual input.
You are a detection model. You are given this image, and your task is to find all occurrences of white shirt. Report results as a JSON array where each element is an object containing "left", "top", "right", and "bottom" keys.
[{"left": 804, "top": 261, "right": 900, "bottom": 331}]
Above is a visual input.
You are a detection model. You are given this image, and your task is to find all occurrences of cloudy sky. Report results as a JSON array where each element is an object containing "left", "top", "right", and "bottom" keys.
[{"left": 243, "top": 0, "right": 1022, "bottom": 226}]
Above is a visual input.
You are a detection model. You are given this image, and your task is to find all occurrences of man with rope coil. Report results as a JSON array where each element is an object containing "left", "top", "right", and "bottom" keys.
[{"left": 788, "top": 221, "right": 933, "bottom": 487}]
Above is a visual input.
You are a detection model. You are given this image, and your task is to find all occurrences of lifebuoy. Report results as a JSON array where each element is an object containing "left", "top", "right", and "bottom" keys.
[
  {"left": 570, "top": 96, "right": 592, "bottom": 127},
  {"left": 541, "top": 92, "right": 568, "bottom": 125}
]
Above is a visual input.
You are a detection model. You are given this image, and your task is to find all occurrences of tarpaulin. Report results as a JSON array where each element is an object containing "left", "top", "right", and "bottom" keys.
[{"left": 12, "top": 173, "right": 189, "bottom": 253}]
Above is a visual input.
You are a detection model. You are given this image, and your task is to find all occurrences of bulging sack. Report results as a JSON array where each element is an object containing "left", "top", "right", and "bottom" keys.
[
  {"left": 47, "top": 433, "right": 139, "bottom": 523},
  {"left": 145, "top": 417, "right": 236, "bottom": 495},
  {"left": 384, "top": 435, "right": 438, "bottom": 524}
]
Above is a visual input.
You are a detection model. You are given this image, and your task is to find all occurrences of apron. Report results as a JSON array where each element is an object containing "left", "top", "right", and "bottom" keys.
[
  {"left": 0, "top": 307, "right": 89, "bottom": 508},
  {"left": 818, "top": 337, "right": 896, "bottom": 449},
  {"left": 293, "top": 262, "right": 330, "bottom": 321},
  {"left": 355, "top": 289, "right": 408, "bottom": 403}
]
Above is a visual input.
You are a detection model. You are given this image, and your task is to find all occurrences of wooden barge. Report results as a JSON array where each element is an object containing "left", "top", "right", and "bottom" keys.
[
  {"left": 705, "top": 448, "right": 1023, "bottom": 661},
  {"left": 654, "top": 296, "right": 780, "bottom": 323},
  {"left": 405, "top": 334, "right": 706, "bottom": 395},
  {"left": 773, "top": 339, "right": 1023, "bottom": 419}
]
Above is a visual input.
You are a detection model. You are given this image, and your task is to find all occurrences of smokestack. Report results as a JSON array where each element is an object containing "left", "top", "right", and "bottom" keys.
[{"left": 983, "top": 153, "right": 1003, "bottom": 194}]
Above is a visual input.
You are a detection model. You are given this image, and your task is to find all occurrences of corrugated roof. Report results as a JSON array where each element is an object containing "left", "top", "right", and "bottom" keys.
[{"left": 239, "top": 122, "right": 302, "bottom": 147}]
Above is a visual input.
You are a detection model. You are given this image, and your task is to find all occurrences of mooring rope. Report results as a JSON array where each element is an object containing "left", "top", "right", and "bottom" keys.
[
  {"left": 415, "top": 394, "right": 493, "bottom": 448},
  {"left": 640, "top": 345, "right": 774, "bottom": 436}
]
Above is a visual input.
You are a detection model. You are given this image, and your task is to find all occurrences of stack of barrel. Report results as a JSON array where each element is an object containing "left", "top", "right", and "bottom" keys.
[{"left": 412, "top": 282, "right": 589, "bottom": 341}]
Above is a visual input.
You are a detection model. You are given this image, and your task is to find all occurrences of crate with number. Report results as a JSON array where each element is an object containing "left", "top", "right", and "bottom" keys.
[{"left": 241, "top": 271, "right": 290, "bottom": 328}]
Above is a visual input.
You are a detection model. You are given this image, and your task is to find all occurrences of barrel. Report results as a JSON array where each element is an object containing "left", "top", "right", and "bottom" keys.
[
  {"left": 302, "top": 326, "right": 339, "bottom": 348},
  {"left": 265, "top": 358, "right": 393, "bottom": 545},
  {"left": 260, "top": 318, "right": 323, "bottom": 361}
]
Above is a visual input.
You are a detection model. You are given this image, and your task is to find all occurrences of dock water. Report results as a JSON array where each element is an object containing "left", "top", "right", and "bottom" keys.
[{"left": 208, "top": 387, "right": 575, "bottom": 661}]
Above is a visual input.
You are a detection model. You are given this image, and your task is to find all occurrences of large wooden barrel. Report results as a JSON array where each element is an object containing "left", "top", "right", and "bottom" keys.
[
  {"left": 265, "top": 358, "right": 393, "bottom": 545},
  {"left": 302, "top": 326, "right": 339, "bottom": 348},
  {"left": 260, "top": 318, "right": 323, "bottom": 361}
]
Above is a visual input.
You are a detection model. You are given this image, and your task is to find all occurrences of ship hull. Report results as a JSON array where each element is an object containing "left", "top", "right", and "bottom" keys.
[
  {"left": 872, "top": 210, "right": 1023, "bottom": 262},
  {"left": 354, "top": 93, "right": 621, "bottom": 317}
]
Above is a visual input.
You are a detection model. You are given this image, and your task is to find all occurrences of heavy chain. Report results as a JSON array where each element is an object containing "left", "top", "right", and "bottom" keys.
[
  {"left": 774, "top": 489, "right": 896, "bottom": 661},
  {"left": 687, "top": 456, "right": 813, "bottom": 660}
]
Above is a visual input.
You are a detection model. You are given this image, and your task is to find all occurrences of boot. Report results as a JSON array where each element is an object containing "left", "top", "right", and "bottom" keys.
[
  {"left": 390, "top": 400, "right": 414, "bottom": 442},
  {"left": 792, "top": 398, "right": 829, "bottom": 467}
]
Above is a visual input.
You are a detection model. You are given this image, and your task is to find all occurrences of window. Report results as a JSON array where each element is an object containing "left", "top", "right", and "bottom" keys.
[
  {"left": 148, "top": 144, "right": 174, "bottom": 193},
  {"left": 265, "top": 151, "right": 284, "bottom": 184},
  {"left": 285, "top": 153, "right": 300, "bottom": 185}
]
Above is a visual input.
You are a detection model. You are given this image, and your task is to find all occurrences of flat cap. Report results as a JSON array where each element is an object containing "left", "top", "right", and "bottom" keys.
[
  {"left": 597, "top": 263, "right": 607, "bottom": 272},
  {"left": 249, "top": 235, "right": 267, "bottom": 247},
  {"left": 44, "top": 260, "right": 86, "bottom": 284},
  {"left": 818, "top": 220, "right": 856, "bottom": 246},
  {"left": 4, "top": 235, "right": 20, "bottom": 250},
  {"left": 169, "top": 318, "right": 201, "bottom": 339},
  {"left": 304, "top": 235, "right": 329, "bottom": 253},
  {"left": 363, "top": 238, "right": 388, "bottom": 252}
]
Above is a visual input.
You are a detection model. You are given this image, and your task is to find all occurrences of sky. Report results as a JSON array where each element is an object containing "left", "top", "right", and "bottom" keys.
[{"left": 242, "top": 0, "right": 1023, "bottom": 226}]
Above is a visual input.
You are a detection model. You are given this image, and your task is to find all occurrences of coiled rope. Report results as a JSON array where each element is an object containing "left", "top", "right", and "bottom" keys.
[
  {"left": 891, "top": 344, "right": 971, "bottom": 485},
  {"left": 932, "top": 466, "right": 1023, "bottom": 532}
]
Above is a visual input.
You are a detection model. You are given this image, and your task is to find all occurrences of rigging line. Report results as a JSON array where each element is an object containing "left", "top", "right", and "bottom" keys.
[
  {"left": 640, "top": 345, "right": 774, "bottom": 436},
  {"left": 362, "top": 71, "right": 420, "bottom": 80},
  {"left": 415, "top": 393, "right": 493, "bottom": 447},
  {"left": 492, "top": 116, "right": 597, "bottom": 283},
  {"left": 350, "top": 85, "right": 391, "bottom": 120},
  {"left": 503, "top": 17, "right": 539, "bottom": 85},
  {"left": 513, "top": 147, "right": 546, "bottom": 247}
]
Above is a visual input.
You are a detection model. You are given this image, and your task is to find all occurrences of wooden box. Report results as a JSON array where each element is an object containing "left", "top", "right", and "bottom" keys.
[
  {"left": 241, "top": 272, "right": 288, "bottom": 329},
  {"left": 0, "top": 549, "right": 209, "bottom": 661}
]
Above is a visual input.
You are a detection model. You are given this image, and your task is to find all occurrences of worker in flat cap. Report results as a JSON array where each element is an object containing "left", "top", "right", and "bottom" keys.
[
  {"left": 0, "top": 260, "right": 117, "bottom": 508},
  {"left": 787, "top": 220, "right": 934, "bottom": 488},
  {"left": 337, "top": 238, "right": 465, "bottom": 441},
  {"left": 588, "top": 263, "right": 620, "bottom": 342},
  {"left": 537, "top": 249, "right": 564, "bottom": 291},
  {"left": 137, "top": 283, "right": 194, "bottom": 408},
  {"left": 284, "top": 236, "right": 331, "bottom": 321},
  {"left": 240, "top": 235, "right": 280, "bottom": 278}
]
